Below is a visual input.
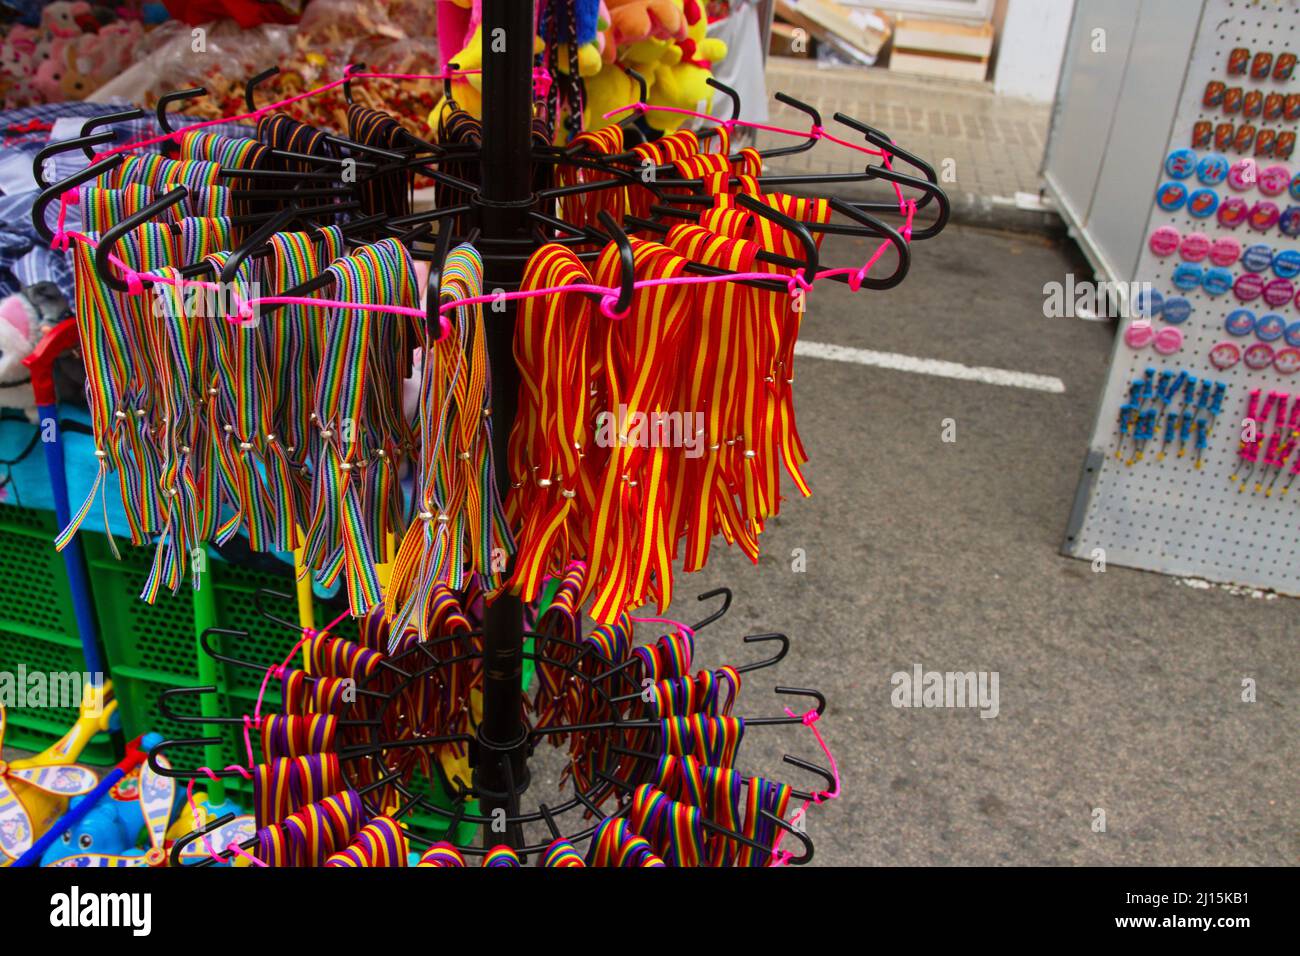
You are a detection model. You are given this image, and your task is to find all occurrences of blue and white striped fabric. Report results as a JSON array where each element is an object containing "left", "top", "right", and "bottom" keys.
[{"left": 0, "top": 100, "right": 253, "bottom": 301}]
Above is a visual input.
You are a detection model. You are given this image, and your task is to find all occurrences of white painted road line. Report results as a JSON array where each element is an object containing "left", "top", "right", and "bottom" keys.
[{"left": 794, "top": 341, "right": 1066, "bottom": 394}]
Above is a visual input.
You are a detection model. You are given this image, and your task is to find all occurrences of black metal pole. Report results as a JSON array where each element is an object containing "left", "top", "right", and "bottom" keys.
[{"left": 474, "top": 0, "right": 535, "bottom": 850}]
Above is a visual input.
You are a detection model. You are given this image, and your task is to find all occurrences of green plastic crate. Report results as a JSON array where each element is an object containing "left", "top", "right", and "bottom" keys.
[
  {"left": 80, "top": 534, "right": 498, "bottom": 845},
  {"left": 0, "top": 505, "right": 115, "bottom": 764}
]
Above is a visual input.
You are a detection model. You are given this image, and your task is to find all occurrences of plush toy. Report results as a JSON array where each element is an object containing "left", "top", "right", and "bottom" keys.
[
  {"left": 643, "top": 0, "right": 725, "bottom": 131},
  {"left": 582, "top": 55, "right": 639, "bottom": 130},
  {"left": 606, "top": 0, "right": 686, "bottom": 46},
  {"left": 0, "top": 282, "right": 68, "bottom": 421},
  {"left": 437, "top": 0, "right": 476, "bottom": 71},
  {"left": 60, "top": 19, "right": 143, "bottom": 99},
  {"left": 0, "top": 292, "right": 43, "bottom": 421},
  {"left": 40, "top": 1, "right": 96, "bottom": 38},
  {"left": 0, "top": 24, "right": 42, "bottom": 107}
]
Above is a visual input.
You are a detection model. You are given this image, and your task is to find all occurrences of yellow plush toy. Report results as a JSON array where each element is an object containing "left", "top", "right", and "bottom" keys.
[
  {"left": 582, "top": 56, "right": 641, "bottom": 130},
  {"left": 643, "top": 0, "right": 726, "bottom": 132}
]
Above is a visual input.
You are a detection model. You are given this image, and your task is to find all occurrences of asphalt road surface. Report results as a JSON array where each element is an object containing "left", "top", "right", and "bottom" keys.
[{"left": 625, "top": 223, "right": 1298, "bottom": 867}]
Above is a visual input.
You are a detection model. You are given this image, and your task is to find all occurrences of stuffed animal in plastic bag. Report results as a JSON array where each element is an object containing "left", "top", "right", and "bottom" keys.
[
  {"left": 0, "top": 293, "right": 41, "bottom": 421},
  {"left": 0, "top": 282, "right": 69, "bottom": 421}
]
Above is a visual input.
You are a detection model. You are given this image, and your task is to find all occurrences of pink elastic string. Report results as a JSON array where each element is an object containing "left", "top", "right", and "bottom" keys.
[
  {"left": 629, "top": 614, "right": 697, "bottom": 644},
  {"left": 602, "top": 99, "right": 887, "bottom": 160},
  {"left": 183, "top": 769, "right": 267, "bottom": 867},
  {"left": 180, "top": 605, "right": 351, "bottom": 866},
  {"left": 768, "top": 705, "right": 840, "bottom": 868},
  {"left": 51, "top": 68, "right": 913, "bottom": 340}
]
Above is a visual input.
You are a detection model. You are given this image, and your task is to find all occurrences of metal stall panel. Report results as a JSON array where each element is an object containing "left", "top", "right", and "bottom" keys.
[
  {"left": 1044, "top": 0, "right": 1200, "bottom": 285},
  {"left": 1083, "top": 0, "right": 1203, "bottom": 285},
  {"left": 1064, "top": 0, "right": 1300, "bottom": 595}
]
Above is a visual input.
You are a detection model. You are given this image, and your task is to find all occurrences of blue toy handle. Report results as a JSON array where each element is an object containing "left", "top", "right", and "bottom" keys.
[{"left": 11, "top": 733, "right": 160, "bottom": 867}]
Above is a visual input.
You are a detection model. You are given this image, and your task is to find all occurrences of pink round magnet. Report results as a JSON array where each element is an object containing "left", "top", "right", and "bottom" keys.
[
  {"left": 1153, "top": 326, "right": 1184, "bottom": 355},
  {"left": 1210, "top": 236, "right": 1242, "bottom": 266},
  {"left": 1148, "top": 225, "right": 1181, "bottom": 256},
  {"left": 1263, "top": 276, "right": 1295, "bottom": 306},
  {"left": 1218, "top": 196, "right": 1251, "bottom": 228},
  {"left": 1244, "top": 342, "right": 1276, "bottom": 369},
  {"left": 1274, "top": 346, "right": 1300, "bottom": 374},
  {"left": 1235, "top": 272, "right": 1266, "bottom": 301},
  {"left": 1179, "top": 231, "right": 1211, "bottom": 261},
  {"left": 1209, "top": 341, "right": 1242, "bottom": 369},
  {"left": 1228, "top": 158, "right": 1258, "bottom": 191},
  {"left": 1124, "top": 320, "right": 1155, "bottom": 349},
  {"left": 1259, "top": 164, "right": 1291, "bottom": 196},
  {"left": 1249, "top": 200, "right": 1282, "bottom": 231}
]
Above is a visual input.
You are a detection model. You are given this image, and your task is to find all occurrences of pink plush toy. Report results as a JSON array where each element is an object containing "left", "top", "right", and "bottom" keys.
[
  {"left": 40, "top": 1, "right": 96, "bottom": 39},
  {"left": 0, "top": 294, "right": 42, "bottom": 422}
]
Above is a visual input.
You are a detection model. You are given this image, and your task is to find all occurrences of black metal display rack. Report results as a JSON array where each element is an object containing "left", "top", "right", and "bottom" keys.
[{"left": 88, "top": 0, "right": 951, "bottom": 865}]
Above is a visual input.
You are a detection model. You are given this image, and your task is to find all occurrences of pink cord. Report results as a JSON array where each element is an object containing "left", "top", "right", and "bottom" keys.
[
  {"left": 179, "top": 605, "right": 352, "bottom": 866},
  {"left": 629, "top": 614, "right": 697, "bottom": 643},
  {"left": 52, "top": 67, "right": 916, "bottom": 349},
  {"left": 768, "top": 706, "right": 840, "bottom": 867}
]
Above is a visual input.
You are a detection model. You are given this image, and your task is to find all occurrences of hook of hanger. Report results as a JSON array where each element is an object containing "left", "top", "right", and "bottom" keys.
[
  {"left": 425, "top": 222, "right": 457, "bottom": 341},
  {"left": 343, "top": 63, "right": 365, "bottom": 104},
  {"left": 859, "top": 165, "right": 949, "bottom": 240},
  {"left": 218, "top": 205, "right": 301, "bottom": 285},
  {"left": 444, "top": 61, "right": 460, "bottom": 104},
  {"left": 79, "top": 108, "right": 145, "bottom": 160},
  {"left": 781, "top": 754, "right": 836, "bottom": 796},
  {"left": 156, "top": 87, "right": 208, "bottom": 135},
  {"left": 245, "top": 66, "right": 280, "bottom": 113},
  {"left": 31, "top": 153, "right": 123, "bottom": 244},
  {"left": 761, "top": 807, "right": 813, "bottom": 865},
  {"left": 827, "top": 196, "right": 911, "bottom": 289},
  {"left": 705, "top": 76, "right": 741, "bottom": 122},
  {"left": 833, "top": 112, "right": 938, "bottom": 194},
  {"left": 93, "top": 185, "right": 189, "bottom": 293},
  {"left": 159, "top": 685, "right": 242, "bottom": 725},
  {"left": 595, "top": 209, "right": 635, "bottom": 318},
  {"left": 623, "top": 67, "right": 649, "bottom": 106},
  {"left": 32, "top": 130, "right": 116, "bottom": 191},
  {"left": 169, "top": 811, "right": 238, "bottom": 868},
  {"left": 734, "top": 632, "right": 789, "bottom": 675},
  {"left": 776, "top": 685, "right": 826, "bottom": 717},
  {"left": 762, "top": 91, "right": 822, "bottom": 159},
  {"left": 691, "top": 587, "right": 732, "bottom": 631},
  {"left": 253, "top": 587, "right": 303, "bottom": 633},
  {"left": 733, "top": 192, "right": 819, "bottom": 281},
  {"left": 146, "top": 735, "right": 233, "bottom": 778}
]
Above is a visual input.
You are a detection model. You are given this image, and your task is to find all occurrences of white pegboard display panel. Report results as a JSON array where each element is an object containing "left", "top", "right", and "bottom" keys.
[{"left": 1065, "top": 0, "right": 1300, "bottom": 594}]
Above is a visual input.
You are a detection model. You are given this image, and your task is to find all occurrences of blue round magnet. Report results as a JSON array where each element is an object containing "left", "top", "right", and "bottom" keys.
[
  {"left": 1172, "top": 262, "right": 1204, "bottom": 291},
  {"left": 1243, "top": 243, "right": 1274, "bottom": 271},
  {"left": 1255, "top": 313, "right": 1287, "bottom": 341},
  {"left": 1156, "top": 181, "right": 1188, "bottom": 211},
  {"left": 1197, "top": 153, "right": 1230, "bottom": 185},
  {"left": 1162, "top": 297, "right": 1192, "bottom": 323},
  {"left": 1226, "top": 309, "right": 1257, "bottom": 335},
  {"left": 1187, "top": 188, "right": 1220, "bottom": 218},
  {"left": 1291, "top": 170, "right": 1300, "bottom": 202},
  {"left": 1274, "top": 248, "right": 1300, "bottom": 278},
  {"left": 1285, "top": 320, "right": 1300, "bottom": 347},
  {"left": 1135, "top": 287, "right": 1164, "bottom": 317},
  {"left": 1281, "top": 206, "right": 1300, "bottom": 237},
  {"left": 1202, "top": 266, "right": 1234, "bottom": 295},
  {"left": 1165, "top": 148, "right": 1198, "bottom": 179}
]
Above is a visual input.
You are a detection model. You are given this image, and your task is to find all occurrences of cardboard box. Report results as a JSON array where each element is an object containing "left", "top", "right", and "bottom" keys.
[
  {"left": 770, "top": 20, "right": 812, "bottom": 58},
  {"left": 889, "top": 17, "right": 993, "bottom": 81},
  {"left": 774, "top": 0, "right": 893, "bottom": 65}
]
